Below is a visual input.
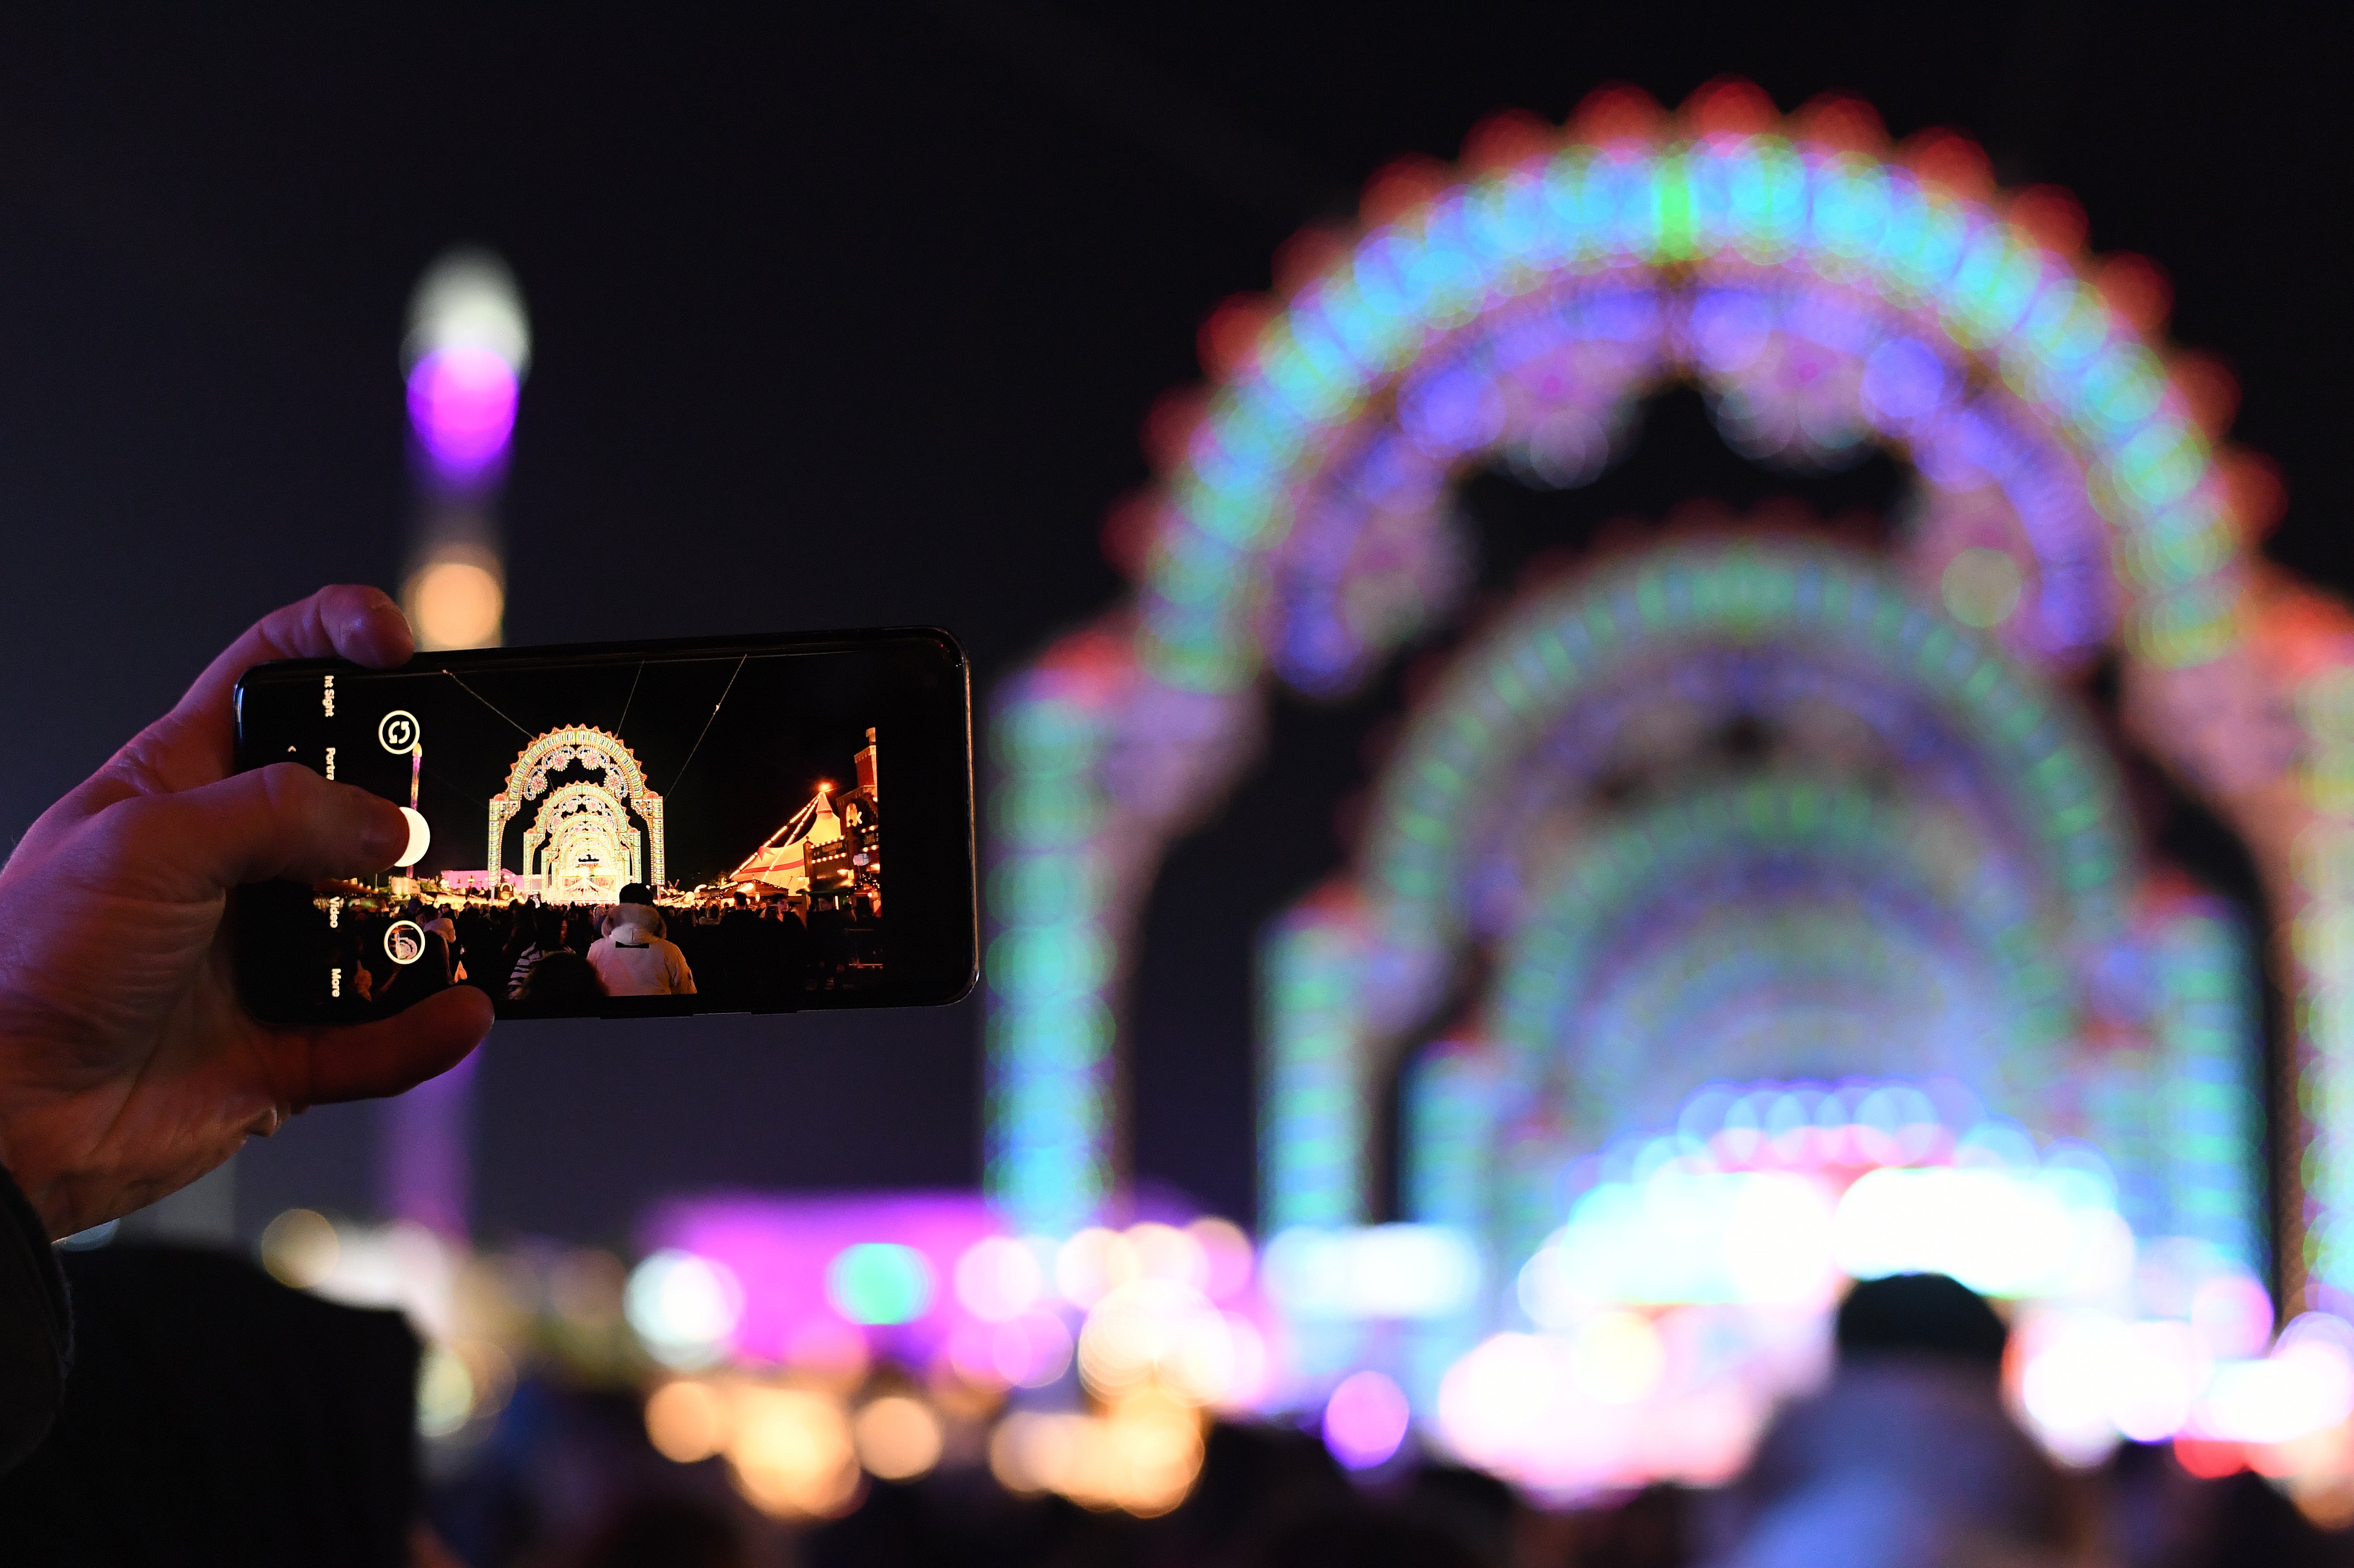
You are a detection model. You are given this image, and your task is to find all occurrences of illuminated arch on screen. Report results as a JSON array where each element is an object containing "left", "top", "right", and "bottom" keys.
[
  {"left": 489, "top": 725, "right": 665, "bottom": 888},
  {"left": 522, "top": 779, "right": 645, "bottom": 896}
]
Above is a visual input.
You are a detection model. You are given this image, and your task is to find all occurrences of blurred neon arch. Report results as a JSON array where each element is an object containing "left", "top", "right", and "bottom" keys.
[
  {"left": 1358, "top": 536, "right": 2129, "bottom": 972},
  {"left": 1488, "top": 778, "right": 2064, "bottom": 1135},
  {"left": 985, "top": 82, "right": 2302, "bottom": 1275},
  {"left": 1258, "top": 535, "right": 2134, "bottom": 1233},
  {"left": 1457, "top": 777, "right": 2260, "bottom": 1279},
  {"left": 1139, "top": 97, "right": 2247, "bottom": 689}
]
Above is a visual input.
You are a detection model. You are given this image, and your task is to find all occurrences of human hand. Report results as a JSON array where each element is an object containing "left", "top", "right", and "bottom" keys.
[{"left": 0, "top": 586, "right": 494, "bottom": 1238}]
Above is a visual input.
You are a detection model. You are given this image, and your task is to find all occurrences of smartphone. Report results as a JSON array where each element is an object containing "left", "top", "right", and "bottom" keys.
[{"left": 233, "top": 628, "right": 974, "bottom": 1022}]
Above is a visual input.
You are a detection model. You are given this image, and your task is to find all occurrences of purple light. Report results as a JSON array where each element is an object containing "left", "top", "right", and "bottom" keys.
[
  {"left": 1859, "top": 336, "right": 1953, "bottom": 425},
  {"left": 407, "top": 344, "right": 519, "bottom": 474},
  {"left": 1322, "top": 1369, "right": 1412, "bottom": 1470}
]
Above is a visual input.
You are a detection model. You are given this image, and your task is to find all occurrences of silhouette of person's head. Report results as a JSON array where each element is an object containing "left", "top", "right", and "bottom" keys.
[
  {"left": 518, "top": 949, "right": 607, "bottom": 1008},
  {"left": 1835, "top": 1272, "right": 2008, "bottom": 1372}
]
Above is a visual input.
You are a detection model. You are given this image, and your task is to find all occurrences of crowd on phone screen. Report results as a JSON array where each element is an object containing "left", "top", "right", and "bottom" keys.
[{"left": 327, "top": 885, "right": 882, "bottom": 1011}]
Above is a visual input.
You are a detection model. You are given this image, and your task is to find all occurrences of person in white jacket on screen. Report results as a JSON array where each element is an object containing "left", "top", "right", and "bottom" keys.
[{"left": 586, "top": 885, "right": 697, "bottom": 997}]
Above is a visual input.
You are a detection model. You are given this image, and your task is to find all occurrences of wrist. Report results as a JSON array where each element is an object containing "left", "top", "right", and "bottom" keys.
[{"left": 0, "top": 1121, "right": 71, "bottom": 1242}]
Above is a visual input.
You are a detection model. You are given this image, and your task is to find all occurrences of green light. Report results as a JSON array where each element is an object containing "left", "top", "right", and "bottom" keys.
[{"left": 826, "top": 1243, "right": 936, "bottom": 1326}]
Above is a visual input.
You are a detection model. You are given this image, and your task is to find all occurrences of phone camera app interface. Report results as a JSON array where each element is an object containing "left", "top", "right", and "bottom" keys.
[{"left": 283, "top": 651, "right": 891, "bottom": 1016}]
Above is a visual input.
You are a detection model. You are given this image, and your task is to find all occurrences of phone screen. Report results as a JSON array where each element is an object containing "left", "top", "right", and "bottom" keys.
[{"left": 232, "top": 628, "right": 974, "bottom": 1021}]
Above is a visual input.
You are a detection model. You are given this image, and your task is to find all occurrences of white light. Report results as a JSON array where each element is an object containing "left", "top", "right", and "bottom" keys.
[
  {"left": 1720, "top": 1175, "right": 1839, "bottom": 1307},
  {"left": 305, "top": 1219, "right": 455, "bottom": 1340},
  {"left": 1178, "top": 1312, "right": 1268, "bottom": 1410},
  {"left": 1264, "top": 1225, "right": 1481, "bottom": 1321},
  {"left": 2016, "top": 1314, "right": 2125, "bottom": 1465},
  {"left": 1529, "top": 1172, "right": 1837, "bottom": 1311},
  {"left": 2191, "top": 1273, "right": 2277, "bottom": 1359},
  {"left": 625, "top": 1250, "right": 745, "bottom": 1368},
  {"left": 2013, "top": 1311, "right": 2215, "bottom": 1459},
  {"left": 395, "top": 807, "right": 432, "bottom": 868},
  {"left": 1347, "top": 1225, "right": 1481, "bottom": 1318},
  {"left": 1569, "top": 1312, "right": 1666, "bottom": 1405},
  {"left": 1834, "top": 1168, "right": 2079, "bottom": 1296},
  {"left": 955, "top": 1235, "right": 1046, "bottom": 1322},
  {"left": 1078, "top": 1279, "right": 1201, "bottom": 1397},
  {"left": 405, "top": 247, "right": 531, "bottom": 377},
  {"left": 1437, "top": 1332, "right": 1575, "bottom": 1473},
  {"left": 2194, "top": 1325, "right": 2354, "bottom": 1445},
  {"left": 1057, "top": 1228, "right": 1140, "bottom": 1308},
  {"left": 2109, "top": 1320, "right": 2206, "bottom": 1443},
  {"left": 1261, "top": 1228, "right": 1349, "bottom": 1319},
  {"left": 1127, "top": 1222, "right": 1210, "bottom": 1290}
]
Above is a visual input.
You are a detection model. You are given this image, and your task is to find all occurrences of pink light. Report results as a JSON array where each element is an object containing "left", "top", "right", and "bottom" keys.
[
  {"left": 408, "top": 345, "right": 519, "bottom": 474},
  {"left": 990, "top": 1311, "right": 1075, "bottom": 1388},
  {"left": 2174, "top": 1435, "right": 2246, "bottom": 1478},
  {"left": 644, "top": 1192, "right": 1000, "bottom": 1364},
  {"left": 1323, "top": 1369, "right": 1412, "bottom": 1470}
]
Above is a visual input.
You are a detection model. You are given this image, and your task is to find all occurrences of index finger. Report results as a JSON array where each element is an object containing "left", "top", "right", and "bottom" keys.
[
  {"left": 265, "top": 986, "right": 496, "bottom": 1110},
  {"left": 128, "top": 585, "right": 417, "bottom": 794}
]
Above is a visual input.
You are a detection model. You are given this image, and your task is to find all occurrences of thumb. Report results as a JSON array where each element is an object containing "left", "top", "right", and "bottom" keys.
[{"left": 103, "top": 763, "right": 411, "bottom": 895}]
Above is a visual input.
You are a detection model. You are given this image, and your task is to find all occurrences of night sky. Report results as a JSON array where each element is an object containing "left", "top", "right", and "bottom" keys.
[{"left": 0, "top": 7, "right": 2342, "bottom": 1245}]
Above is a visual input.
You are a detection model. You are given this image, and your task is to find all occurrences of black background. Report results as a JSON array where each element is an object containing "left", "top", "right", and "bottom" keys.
[{"left": 0, "top": 6, "right": 2341, "bottom": 1243}]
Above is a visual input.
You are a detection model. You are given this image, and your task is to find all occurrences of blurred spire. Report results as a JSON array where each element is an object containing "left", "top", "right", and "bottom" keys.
[{"left": 401, "top": 244, "right": 526, "bottom": 651}]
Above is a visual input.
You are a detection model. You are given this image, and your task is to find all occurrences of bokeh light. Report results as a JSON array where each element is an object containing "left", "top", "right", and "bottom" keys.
[
  {"left": 988, "top": 1395, "right": 1205, "bottom": 1516},
  {"left": 954, "top": 1235, "right": 1048, "bottom": 1322},
  {"left": 625, "top": 1250, "right": 745, "bottom": 1368},
  {"left": 826, "top": 1243, "right": 937, "bottom": 1326},
  {"left": 725, "top": 1386, "right": 861, "bottom": 1519},
  {"left": 852, "top": 1395, "right": 944, "bottom": 1481},
  {"left": 1322, "top": 1369, "right": 1412, "bottom": 1469},
  {"left": 407, "top": 554, "right": 504, "bottom": 652},
  {"left": 644, "top": 1379, "right": 728, "bottom": 1463},
  {"left": 259, "top": 1208, "right": 340, "bottom": 1289},
  {"left": 406, "top": 345, "right": 519, "bottom": 473},
  {"left": 404, "top": 246, "right": 530, "bottom": 481}
]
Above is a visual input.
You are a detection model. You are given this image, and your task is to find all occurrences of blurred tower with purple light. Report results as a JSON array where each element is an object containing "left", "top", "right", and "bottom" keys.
[
  {"left": 381, "top": 246, "right": 530, "bottom": 1238},
  {"left": 401, "top": 247, "right": 529, "bottom": 651}
]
